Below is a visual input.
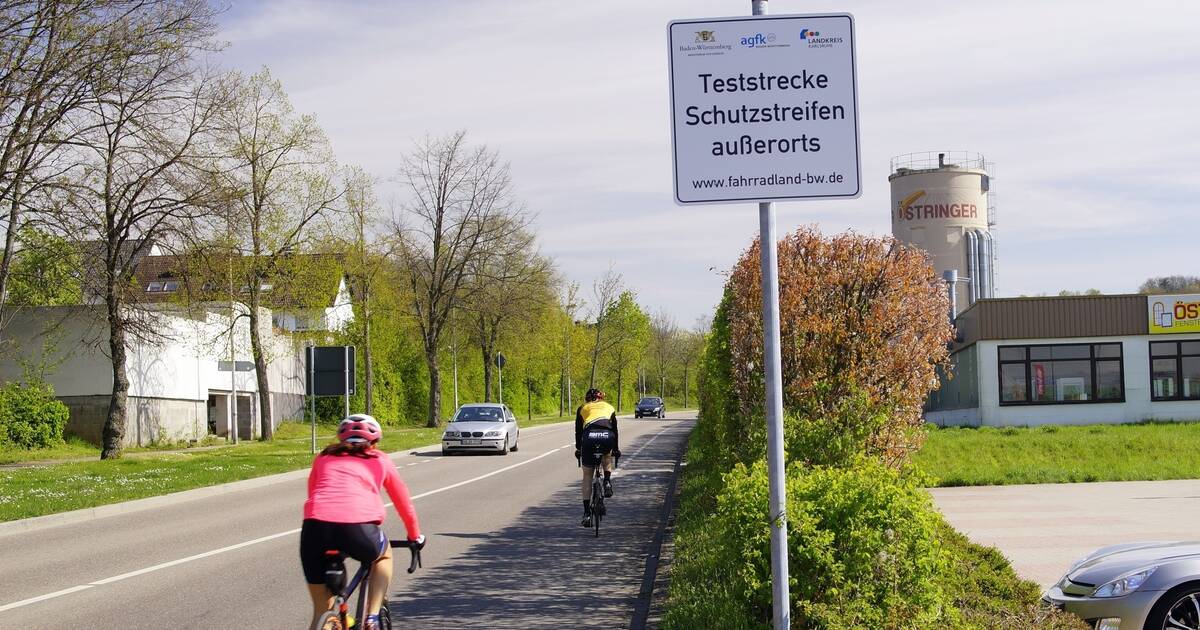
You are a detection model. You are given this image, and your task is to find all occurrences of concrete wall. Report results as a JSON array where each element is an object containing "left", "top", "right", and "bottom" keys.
[
  {"left": 928, "top": 333, "right": 1200, "bottom": 426},
  {"left": 60, "top": 395, "right": 205, "bottom": 446}
]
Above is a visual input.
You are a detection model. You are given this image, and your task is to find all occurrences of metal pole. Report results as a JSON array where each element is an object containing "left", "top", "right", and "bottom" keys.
[
  {"left": 498, "top": 354, "right": 504, "bottom": 405},
  {"left": 343, "top": 346, "right": 350, "bottom": 418},
  {"left": 760, "top": 199, "right": 790, "bottom": 630},
  {"left": 756, "top": 4, "right": 788, "bottom": 626},
  {"left": 308, "top": 344, "right": 316, "bottom": 454},
  {"left": 452, "top": 337, "right": 459, "bottom": 410}
]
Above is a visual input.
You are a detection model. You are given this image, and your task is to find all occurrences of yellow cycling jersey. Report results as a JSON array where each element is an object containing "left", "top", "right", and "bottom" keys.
[{"left": 579, "top": 400, "right": 616, "bottom": 426}]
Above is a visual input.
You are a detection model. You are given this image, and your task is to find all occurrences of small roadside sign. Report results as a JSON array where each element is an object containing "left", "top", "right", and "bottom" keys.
[{"left": 668, "top": 13, "right": 861, "bottom": 204}]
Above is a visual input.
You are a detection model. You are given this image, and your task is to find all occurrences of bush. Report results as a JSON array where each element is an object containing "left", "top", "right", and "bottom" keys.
[
  {"left": 722, "top": 227, "right": 954, "bottom": 466},
  {"left": 0, "top": 379, "right": 69, "bottom": 449},
  {"left": 668, "top": 459, "right": 953, "bottom": 629}
]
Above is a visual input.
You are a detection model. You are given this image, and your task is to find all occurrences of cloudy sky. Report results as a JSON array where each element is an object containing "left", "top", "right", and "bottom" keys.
[{"left": 215, "top": 0, "right": 1200, "bottom": 324}]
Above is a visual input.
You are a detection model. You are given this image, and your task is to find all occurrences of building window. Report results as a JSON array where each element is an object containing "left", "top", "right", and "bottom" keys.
[
  {"left": 997, "top": 342, "right": 1124, "bottom": 405},
  {"left": 146, "top": 281, "right": 163, "bottom": 292},
  {"left": 1149, "top": 340, "right": 1200, "bottom": 400}
]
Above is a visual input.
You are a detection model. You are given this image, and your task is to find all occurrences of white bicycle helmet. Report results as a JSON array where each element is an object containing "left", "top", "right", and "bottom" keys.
[{"left": 337, "top": 414, "right": 382, "bottom": 444}]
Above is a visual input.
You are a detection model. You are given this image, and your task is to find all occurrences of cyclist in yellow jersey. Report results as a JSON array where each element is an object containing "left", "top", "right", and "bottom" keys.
[{"left": 575, "top": 388, "right": 620, "bottom": 527}]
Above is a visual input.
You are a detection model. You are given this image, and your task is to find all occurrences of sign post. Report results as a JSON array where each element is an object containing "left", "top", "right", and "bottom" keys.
[
  {"left": 668, "top": 5, "right": 860, "bottom": 628},
  {"left": 496, "top": 352, "right": 506, "bottom": 405},
  {"left": 305, "top": 346, "right": 357, "bottom": 453}
]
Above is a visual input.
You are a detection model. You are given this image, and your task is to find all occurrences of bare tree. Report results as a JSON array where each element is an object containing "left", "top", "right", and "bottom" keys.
[
  {"left": 58, "top": 0, "right": 222, "bottom": 459},
  {"left": 341, "top": 167, "right": 383, "bottom": 414},
  {"left": 678, "top": 316, "right": 709, "bottom": 408},
  {"left": 559, "top": 281, "right": 580, "bottom": 415},
  {"left": 209, "top": 67, "right": 339, "bottom": 439},
  {"left": 649, "top": 309, "right": 678, "bottom": 397},
  {"left": 587, "top": 266, "right": 621, "bottom": 388},
  {"left": 462, "top": 225, "right": 553, "bottom": 402},
  {"left": 0, "top": 1, "right": 151, "bottom": 339},
  {"left": 391, "top": 131, "right": 526, "bottom": 427}
]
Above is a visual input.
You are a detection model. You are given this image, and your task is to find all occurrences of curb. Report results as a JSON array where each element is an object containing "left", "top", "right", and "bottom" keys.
[
  {"left": 0, "top": 419, "right": 582, "bottom": 539},
  {"left": 630, "top": 444, "right": 687, "bottom": 629}
]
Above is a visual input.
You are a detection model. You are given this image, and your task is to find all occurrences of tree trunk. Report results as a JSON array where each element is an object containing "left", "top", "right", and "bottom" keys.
[
  {"left": 481, "top": 343, "right": 493, "bottom": 402},
  {"left": 247, "top": 301, "right": 274, "bottom": 440},
  {"left": 683, "top": 363, "right": 689, "bottom": 408},
  {"left": 425, "top": 350, "right": 442, "bottom": 427},
  {"left": 0, "top": 193, "right": 22, "bottom": 344},
  {"left": 616, "top": 367, "right": 623, "bottom": 412},
  {"left": 558, "top": 367, "right": 564, "bottom": 417},
  {"left": 589, "top": 325, "right": 602, "bottom": 388},
  {"left": 363, "top": 290, "right": 373, "bottom": 414},
  {"left": 101, "top": 291, "right": 128, "bottom": 459}
]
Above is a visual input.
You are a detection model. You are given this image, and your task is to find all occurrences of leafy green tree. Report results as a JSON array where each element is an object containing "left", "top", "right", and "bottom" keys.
[
  {"left": 600, "top": 291, "right": 650, "bottom": 411},
  {"left": 5, "top": 227, "right": 81, "bottom": 306}
]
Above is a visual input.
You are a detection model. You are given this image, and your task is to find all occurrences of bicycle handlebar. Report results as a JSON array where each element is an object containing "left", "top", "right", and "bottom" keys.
[{"left": 389, "top": 539, "right": 424, "bottom": 574}]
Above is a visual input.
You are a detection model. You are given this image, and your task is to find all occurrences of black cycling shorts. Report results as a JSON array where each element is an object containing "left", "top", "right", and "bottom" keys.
[
  {"left": 580, "top": 427, "right": 616, "bottom": 467},
  {"left": 299, "top": 519, "right": 385, "bottom": 585}
]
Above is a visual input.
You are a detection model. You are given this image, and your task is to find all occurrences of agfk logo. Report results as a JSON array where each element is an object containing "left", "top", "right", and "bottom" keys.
[{"left": 740, "top": 32, "right": 776, "bottom": 48}]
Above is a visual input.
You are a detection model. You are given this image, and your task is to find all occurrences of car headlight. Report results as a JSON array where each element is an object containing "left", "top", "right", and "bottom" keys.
[
  {"left": 485, "top": 430, "right": 502, "bottom": 437},
  {"left": 1093, "top": 567, "right": 1158, "bottom": 598},
  {"left": 443, "top": 431, "right": 458, "bottom": 438}
]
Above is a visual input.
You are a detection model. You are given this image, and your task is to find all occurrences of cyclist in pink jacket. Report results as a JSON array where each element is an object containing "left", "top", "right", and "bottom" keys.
[{"left": 301, "top": 414, "right": 424, "bottom": 630}]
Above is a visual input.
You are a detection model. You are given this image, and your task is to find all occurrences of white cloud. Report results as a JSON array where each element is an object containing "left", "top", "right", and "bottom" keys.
[{"left": 215, "top": 0, "right": 1200, "bottom": 321}]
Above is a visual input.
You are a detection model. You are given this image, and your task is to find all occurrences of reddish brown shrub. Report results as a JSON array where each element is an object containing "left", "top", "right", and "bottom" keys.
[{"left": 725, "top": 226, "right": 954, "bottom": 464}]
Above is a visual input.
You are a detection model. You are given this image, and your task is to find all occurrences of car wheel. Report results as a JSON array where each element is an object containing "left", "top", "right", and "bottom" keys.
[
  {"left": 510, "top": 435, "right": 519, "bottom": 452},
  {"left": 1145, "top": 581, "right": 1200, "bottom": 630},
  {"left": 499, "top": 437, "right": 509, "bottom": 456},
  {"left": 441, "top": 448, "right": 451, "bottom": 456}
]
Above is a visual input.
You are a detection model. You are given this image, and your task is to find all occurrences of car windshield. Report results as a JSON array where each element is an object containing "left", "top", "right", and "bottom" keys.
[
  {"left": 454, "top": 406, "right": 503, "bottom": 422},
  {"left": 639, "top": 398, "right": 661, "bottom": 405}
]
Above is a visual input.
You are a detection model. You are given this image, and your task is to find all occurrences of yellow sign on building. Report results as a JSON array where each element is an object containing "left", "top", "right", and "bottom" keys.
[{"left": 1148, "top": 294, "right": 1200, "bottom": 334}]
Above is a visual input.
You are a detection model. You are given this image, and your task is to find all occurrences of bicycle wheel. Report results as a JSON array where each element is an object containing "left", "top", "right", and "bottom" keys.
[
  {"left": 316, "top": 610, "right": 344, "bottom": 630},
  {"left": 593, "top": 496, "right": 603, "bottom": 537}
]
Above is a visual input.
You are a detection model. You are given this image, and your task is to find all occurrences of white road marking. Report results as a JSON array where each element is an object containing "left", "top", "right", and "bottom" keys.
[{"left": 0, "top": 422, "right": 678, "bottom": 613}]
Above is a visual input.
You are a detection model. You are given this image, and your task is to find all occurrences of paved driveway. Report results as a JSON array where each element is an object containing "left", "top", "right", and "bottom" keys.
[{"left": 931, "top": 479, "right": 1200, "bottom": 589}]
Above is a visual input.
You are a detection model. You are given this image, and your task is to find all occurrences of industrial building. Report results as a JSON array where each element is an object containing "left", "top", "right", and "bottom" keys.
[
  {"left": 890, "top": 151, "right": 995, "bottom": 316},
  {"left": 890, "top": 151, "right": 1200, "bottom": 426}
]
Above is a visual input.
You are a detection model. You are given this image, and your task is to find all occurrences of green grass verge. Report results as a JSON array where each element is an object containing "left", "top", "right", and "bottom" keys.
[
  {"left": 917, "top": 421, "right": 1200, "bottom": 487},
  {"left": 0, "top": 413, "right": 574, "bottom": 522}
]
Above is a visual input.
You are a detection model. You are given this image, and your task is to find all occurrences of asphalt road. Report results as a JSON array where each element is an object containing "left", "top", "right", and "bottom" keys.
[{"left": 0, "top": 413, "right": 695, "bottom": 629}]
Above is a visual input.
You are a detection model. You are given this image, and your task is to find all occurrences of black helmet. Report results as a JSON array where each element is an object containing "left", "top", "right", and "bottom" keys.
[{"left": 585, "top": 388, "right": 605, "bottom": 402}]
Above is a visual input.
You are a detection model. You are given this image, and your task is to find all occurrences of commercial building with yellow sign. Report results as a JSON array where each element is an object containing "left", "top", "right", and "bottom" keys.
[{"left": 926, "top": 293, "right": 1200, "bottom": 427}]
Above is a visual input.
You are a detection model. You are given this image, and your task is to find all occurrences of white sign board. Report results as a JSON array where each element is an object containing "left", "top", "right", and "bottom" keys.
[{"left": 668, "top": 14, "right": 860, "bottom": 204}]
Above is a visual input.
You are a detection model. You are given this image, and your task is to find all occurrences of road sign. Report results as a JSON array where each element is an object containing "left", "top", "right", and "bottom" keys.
[
  {"left": 217, "top": 360, "right": 254, "bottom": 372},
  {"left": 305, "top": 346, "right": 356, "bottom": 396},
  {"left": 668, "top": 13, "right": 860, "bottom": 204},
  {"left": 495, "top": 352, "right": 506, "bottom": 369}
]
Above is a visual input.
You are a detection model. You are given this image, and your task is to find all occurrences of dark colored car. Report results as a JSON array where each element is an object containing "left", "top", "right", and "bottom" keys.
[{"left": 635, "top": 397, "right": 665, "bottom": 419}]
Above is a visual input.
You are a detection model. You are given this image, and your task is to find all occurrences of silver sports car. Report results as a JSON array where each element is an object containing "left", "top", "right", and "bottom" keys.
[
  {"left": 1043, "top": 541, "right": 1200, "bottom": 630},
  {"left": 440, "top": 403, "right": 520, "bottom": 455}
]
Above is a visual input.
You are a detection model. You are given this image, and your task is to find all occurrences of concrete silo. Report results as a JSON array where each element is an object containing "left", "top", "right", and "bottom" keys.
[{"left": 889, "top": 151, "right": 995, "bottom": 315}]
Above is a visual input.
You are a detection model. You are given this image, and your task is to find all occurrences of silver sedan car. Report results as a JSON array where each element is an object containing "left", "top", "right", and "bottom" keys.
[
  {"left": 440, "top": 403, "right": 520, "bottom": 456},
  {"left": 1043, "top": 541, "right": 1200, "bottom": 630}
]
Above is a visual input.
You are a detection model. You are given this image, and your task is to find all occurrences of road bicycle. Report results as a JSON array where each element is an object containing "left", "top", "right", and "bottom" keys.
[
  {"left": 579, "top": 449, "right": 619, "bottom": 538},
  {"left": 316, "top": 539, "right": 423, "bottom": 630}
]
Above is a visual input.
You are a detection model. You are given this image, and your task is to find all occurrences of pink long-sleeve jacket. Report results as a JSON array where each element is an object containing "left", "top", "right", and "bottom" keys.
[{"left": 303, "top": 450, "right": 421, "bottom": 539}]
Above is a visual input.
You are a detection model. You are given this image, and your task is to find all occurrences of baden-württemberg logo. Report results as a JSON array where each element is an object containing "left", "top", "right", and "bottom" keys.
[
  {"left": 800, "top": 26, "right": 843, "bottom": 48},
  {"left": 678, "top": 29, "right": 731, "bottom": 56}
]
